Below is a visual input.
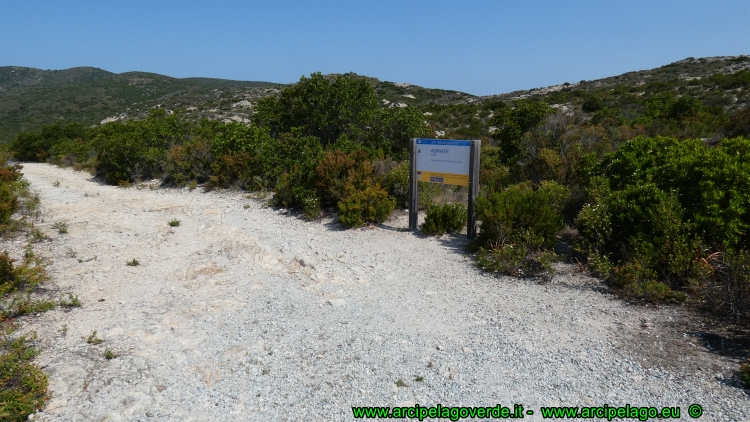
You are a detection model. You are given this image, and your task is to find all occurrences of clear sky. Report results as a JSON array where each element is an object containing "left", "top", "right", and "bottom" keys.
[{"left": 1, "top": 0, "right": 749, "bottom": 96}]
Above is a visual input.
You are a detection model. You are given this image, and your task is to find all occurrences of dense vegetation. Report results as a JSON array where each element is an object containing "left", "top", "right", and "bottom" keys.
[
  {"left": 6, "top": 59, "right": 750, "bottom": 326},
  {"left": 0, "top": 150, "right": 59, "bottom": 420}
]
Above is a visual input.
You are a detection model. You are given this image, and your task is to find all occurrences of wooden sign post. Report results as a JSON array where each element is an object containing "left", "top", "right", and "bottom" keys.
[{"left": 408, "top": 138, "right": 481, "bottom": 239}]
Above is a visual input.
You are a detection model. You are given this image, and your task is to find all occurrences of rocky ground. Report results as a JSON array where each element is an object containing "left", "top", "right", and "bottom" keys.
[{"left": 8, "top": 163, "right": 750, "bottom": 421}]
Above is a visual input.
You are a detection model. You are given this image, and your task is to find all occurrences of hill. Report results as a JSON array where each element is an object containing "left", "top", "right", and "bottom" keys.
[
  {"left": 0, "top": 66, "right": 283, "bottom": 143},
  {"left": 422, "top": 55, "right": 750, "bottom": 140},
  {"left": 0, "top": 67, "right": 476, "bottom": 143},
  {"left": 2, "top": 56, "right": 749, "bottom": 143}
]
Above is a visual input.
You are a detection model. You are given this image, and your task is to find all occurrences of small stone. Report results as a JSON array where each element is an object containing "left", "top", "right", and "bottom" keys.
[
  {"left": 327, "top": 298, "right": 347, "bottom": 307},
  {"left": 463, "top": 347, "right": 473, "bottom": 354},
  {"left": 299, "top": 256, "right": 317, "bottom": 269},
  {"left": 448, "top": 367, "right": 459, "bottom": 379}
]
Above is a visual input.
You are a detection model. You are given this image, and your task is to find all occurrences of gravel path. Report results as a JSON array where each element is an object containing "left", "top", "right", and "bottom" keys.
[{"left": 12, "top": 163, "right": 750, "bottom": 421}]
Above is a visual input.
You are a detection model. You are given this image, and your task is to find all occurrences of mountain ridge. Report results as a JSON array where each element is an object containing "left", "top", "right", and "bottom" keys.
[{"left": 1, "top": 55, "right": 748, "bottom": 143}]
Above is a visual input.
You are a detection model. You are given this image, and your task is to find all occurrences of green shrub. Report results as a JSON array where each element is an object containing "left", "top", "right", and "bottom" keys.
[
  {"left": 338, "top": 185, "right": 395, "bottom": 227},
  {"left": 315, "top": 150, "right": 372, "bottom": 205},
  {"left": 474, "top": 181, "right": 570, "bottom": 250},
  {"left": 163, "top": 137, "right": 213, "bottom": 186},
  {"left": 0, "top": 330, "right": 49, "bottom": 420},
  {"left": 0, "top": 166, "right": 22, "bottom": 184},
  {"left": 0, "top": 252, "right": 17, "bottom": 297},
  {"left": 206, "top": 152, "right": 254, "bottom": 190},
  {"left": 417, "top": 182, "right": 444, "bottom": 210},
  {"left": 0, "top": 184, "right": 19, "bottom": 226},
  {"left": 269, "top": 132, "right": 325, "bottom": 212},
  {"left": 476, "top": 241, "right": 557, "bottom": 278},
  {"left": 383, "top": 162, "right": 409, "bottom": 207},
  {"left": 599, "top": 136, "right": 750, "bottom": 250},
  {"left": 48, "top": 137, "right": 95, "bottom": 167},
  {"left": 740, "top": 361, "right": 750, "bottom": 388},
  {"left": 577, "top": 136, "right": 750, "bottom": 308},
  {"left": 472, "top": 181, "right": 568, "bottom": 278},
  {"left": 271, "top": 164, "right": 319, "bottom": 217},
  {"left": 94, "top": 110, "right": 195, "bottom": 184},
  {"left": 422, "top": 203, "right": 467, "bottom": 236}
]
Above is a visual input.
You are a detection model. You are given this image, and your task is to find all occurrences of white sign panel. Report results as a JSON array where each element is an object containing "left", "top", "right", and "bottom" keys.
[{"left": 415, "top": 139, "right": 471, "bottom": 186}]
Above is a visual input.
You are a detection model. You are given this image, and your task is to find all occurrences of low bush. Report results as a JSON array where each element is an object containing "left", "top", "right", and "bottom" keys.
[
  {"left": 0, "top": 184, "right": 20, "bottom": 227},
  {"left": 576, "top": 136, "right": 750, "bottom": 310},
  {"left": 0, "top": 252, "right": 17, "bottom": 297},
  {"left": 0, "top": 330, "right": 49, "bottom": 420},
  {"left": 476, "top": 242, "right": 558, "bottom": 278},
  {"left": 163, "top": 137, "right": 213, "bottom": 186},
  {"left": 474, "top": 181, "right": 570, "bottom": 250},
  {"left": 206, "top": 152, "right": 254, "bottom": 190},
  {"left": 0, "top": 166, "right": 22, "bottom": 184},
  {"left": 422, "top": 203, "right": 467, "bottom": 236},
  {"left": 700, "top": 249, "right": 750, "bottom": 319},
  {"left": 338, "top": 185, "right": 395, "bottom": 227},
  {"left": 271, "top": 165, "right": 320, "bottom": 220},
  {"left": 740, "top": 360, "right": 750, "bottom": 388},
  {"left": 472, "top": 181, "right": 569, "bottom": 278},
  {"left": 382, "top": 163, "right": 409, "bottom": 207},
  {"left": 315, "top": 150, "right": 372, "bottom": 206}
]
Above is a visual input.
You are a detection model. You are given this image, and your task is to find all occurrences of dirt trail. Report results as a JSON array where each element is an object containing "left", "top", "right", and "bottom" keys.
[{"left": 12, "top": 163, "right": 750, "bottom": 421}]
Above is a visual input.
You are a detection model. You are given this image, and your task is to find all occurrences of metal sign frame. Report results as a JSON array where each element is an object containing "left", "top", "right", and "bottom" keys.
[{"left": 408, "top": 138, "right": 481, "bottom": 239}]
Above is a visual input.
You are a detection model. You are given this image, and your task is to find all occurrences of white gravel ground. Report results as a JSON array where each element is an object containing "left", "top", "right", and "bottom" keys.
[{"left": 9, "top": 163, "right": 750, "bottom": 421}]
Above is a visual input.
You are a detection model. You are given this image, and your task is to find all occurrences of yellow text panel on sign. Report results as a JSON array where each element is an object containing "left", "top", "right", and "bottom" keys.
[{"left": 415, "top": 171, "right": 469, "bottom": 187}]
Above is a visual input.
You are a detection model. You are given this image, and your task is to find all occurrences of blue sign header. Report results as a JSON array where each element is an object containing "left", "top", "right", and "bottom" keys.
[{"left": 415, "top": 139, "right": 472, "bottom": 146}]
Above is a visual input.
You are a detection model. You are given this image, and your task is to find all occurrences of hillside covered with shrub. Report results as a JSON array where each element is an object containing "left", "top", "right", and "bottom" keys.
[{"left": 5, "top": 59, "right": 750, "bottom": 328}]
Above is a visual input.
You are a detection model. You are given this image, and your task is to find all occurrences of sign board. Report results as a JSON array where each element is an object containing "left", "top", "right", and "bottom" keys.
[
  {"left": 409, "top": 138, "right": 481, "bottom": 239},
  {"left": 415, "top": 139, "right": 471, "bottom": 186}
]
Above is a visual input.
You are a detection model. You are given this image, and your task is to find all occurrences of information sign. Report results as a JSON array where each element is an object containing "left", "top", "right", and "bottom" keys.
[{"left": 415, "top": 139, "right": 471, "bottom": 187}]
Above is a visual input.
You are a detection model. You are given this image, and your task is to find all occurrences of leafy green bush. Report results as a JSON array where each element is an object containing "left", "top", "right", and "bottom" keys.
[
  {"left": 0, "top": 330, "right": 49, "bottom": 420},
  {"left": 422, "top": 203, "right": 467, "bottom": 236},
  {"left": 254, "top": 72, "right": 378, "bottom": 147},
  {"left": 9, "top": 122, "right": 89, "bottom": 162},
  {"left": 474, "top": 181, "right": 570, "bottom": 250},
  {"left": 315, "top": 150, "right": 373, "bottom": 205},
  {"left": 206, "top": 152, "right": 255, "bottom": 190},
  {"left": 471, "top": 181, "right": 568, "bottom": 277},
  {"left": 0, "top": 183, "right": 19, "bottom": 227},
  {"left": 337, "top": 185, "right": 395, "bottom": 227},
  {"left": 476, "top": 241, "right": 557, "bottom": 277},
  {"left": 163, "top": 136, "right": 213, "bottom": 186},
  {"left": 48, "top": 137, "right": 95, "bottom": 167},
  {"left": 0, "top": 252, "right": 17, "bottom": 297},
  {"left": 383, "top": 163, "right": 409, "bottom": 207},
  {"left": 576, "top": 136, "right": 750, "bottom": 307},
  {"left": 0, "top": 166, "right": 22, "bottom": 184},
  {"left": 598, "top": 136, "right": 750, "bottom": 250},
  {"left": 94, "top": 110, "right": 195, "bottom": 183},
  {"left": 740, "top": 360, "right": 750, "bottom": 388}
]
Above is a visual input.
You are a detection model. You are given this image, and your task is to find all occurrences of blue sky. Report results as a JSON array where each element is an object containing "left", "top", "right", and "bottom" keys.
[{"left": 1, "top": 0, "right": 749, "bottom": 96}]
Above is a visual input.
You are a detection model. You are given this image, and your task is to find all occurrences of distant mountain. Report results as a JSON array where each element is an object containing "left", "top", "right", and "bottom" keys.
[
  {"left": 0, "top": 66, "right": 283, "bottom": 143},
  {"left": 1, "top": 56, "right": 748, "bottom": 143},
  {"left": 487, "top": 55, "right": 750, "bottom": 105}
]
